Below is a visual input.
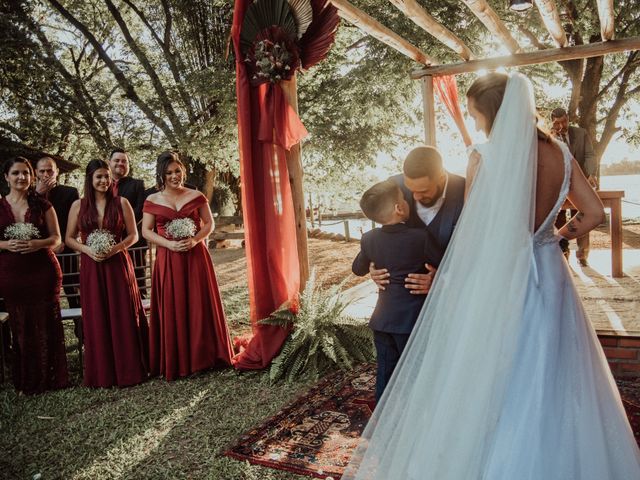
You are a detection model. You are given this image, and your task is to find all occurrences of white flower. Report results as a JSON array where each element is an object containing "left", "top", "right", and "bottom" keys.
[
  {"left": 4, "top": 222, "right": 41, "bottom": 240},
  {"left": 165, "top": 218, "right": 197, "bottom": 240},
  {"left": 86, "top": 229, "right": 116, "bottom": 255}
]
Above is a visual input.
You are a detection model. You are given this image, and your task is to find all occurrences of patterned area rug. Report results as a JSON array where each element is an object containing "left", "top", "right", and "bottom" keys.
[
  {"left": 225, "top": 364, "right": 640, "bottom": 479},
  {"left": 224, "top": 363, "right": 376, "bottom": 479}
]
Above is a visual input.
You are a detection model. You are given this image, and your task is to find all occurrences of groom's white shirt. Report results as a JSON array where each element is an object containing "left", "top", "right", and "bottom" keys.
[{"left": 415, "top": 173, "right": 449, "bottom": 226}]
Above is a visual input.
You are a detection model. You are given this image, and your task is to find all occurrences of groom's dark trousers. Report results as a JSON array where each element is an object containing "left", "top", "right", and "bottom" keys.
[{"left": 352, "top": 223, "right": 444, "bottom": 401}]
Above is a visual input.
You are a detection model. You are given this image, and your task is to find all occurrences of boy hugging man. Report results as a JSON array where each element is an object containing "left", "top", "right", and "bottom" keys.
[{"left": 352, "top": 179, "right": 444, "bottom": 402}]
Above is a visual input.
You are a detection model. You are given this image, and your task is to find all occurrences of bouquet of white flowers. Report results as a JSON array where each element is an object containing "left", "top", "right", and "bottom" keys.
[
  {"left": 86, "top": 229, "right": 116, "bottom": 256},
  {"left": 165, "top": 218, "right": 197, "bottom": 240},
  {"left": 4, "top": 222, "right": 41, "bottom": 240}
]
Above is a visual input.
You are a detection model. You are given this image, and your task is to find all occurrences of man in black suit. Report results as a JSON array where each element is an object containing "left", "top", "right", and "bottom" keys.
[
  {"left": 551, "top": 108, "right": 597, "bottom": 266},
  {"left": 370, "top": 146, "right": 466, "bottom": 293},
  {"left": 108, "top": 148, "right": 147, "bottom": 294},
  {"left": 35, "top": 156, "right": 80, "bottom": 308},
  {"left": 353, "top": 179, "right": 444, "bottom": 400}
]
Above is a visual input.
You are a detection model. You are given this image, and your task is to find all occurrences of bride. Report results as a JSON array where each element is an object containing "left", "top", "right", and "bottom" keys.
[{"left": 343, "top": 72, "right": 640, "bottom": 479}]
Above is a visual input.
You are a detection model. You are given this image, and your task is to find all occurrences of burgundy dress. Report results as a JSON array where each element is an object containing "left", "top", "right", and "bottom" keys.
[
  {"left": 143, "top": 195, "right": 233, "bottom": 380},
  {"left": 0, "top": 196, "right": 69, "bottom": 394},
  {"left": 79, "top": 197, "right": 148, "bottom": 387}
]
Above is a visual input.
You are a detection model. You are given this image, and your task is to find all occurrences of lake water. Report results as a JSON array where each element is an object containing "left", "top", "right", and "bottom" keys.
[
  {"left": 310, "top": 174, "right": 640, "bottom": 241},
  {"left": 599, "top": 174, "right": 640, "bottom": 220}
]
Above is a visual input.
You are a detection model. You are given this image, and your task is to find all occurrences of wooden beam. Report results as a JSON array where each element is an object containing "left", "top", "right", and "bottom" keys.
[
  {"left": 280, "top": 75, "right": 310, "bottom": 291},
  {"left": 388, "top": 0, "right": 474, "bottom": 61},
  {"left": 329, "top": 0, "right": 436, "bottom": 65},
  {"left": 533, "top": 0, "right": 568, "bottom": 47},
  {"left": 462, "top": 0, "right": 521, "bottom": 54},
  {"left": 422, "top": 76, "right": 436, "bottom": 146},
  {"left": 597, "top": 0, "right": 615, "bottom": 41},
  {"left": 411, "top": 36, "right": 640, "bottom": 78}
]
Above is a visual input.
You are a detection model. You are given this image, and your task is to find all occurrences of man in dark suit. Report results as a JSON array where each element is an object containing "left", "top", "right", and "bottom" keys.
[
  {"left": 370, "top": 146, "right": 466, "bottom": 293},
  {"left": 551, "top": 108, "right": 597, "bottom": 266},
  {"left": 108, "top": 148, "right": 148, "bottom": 294},
  {"left": 353, "top": 179, "right": 444, "bottom": 400},
  {"left": 35, "top": 156, "right": 80, "bottom": 308}
]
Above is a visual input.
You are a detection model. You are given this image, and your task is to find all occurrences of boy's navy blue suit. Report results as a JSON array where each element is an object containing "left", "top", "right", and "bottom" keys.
[
  {"left": 352, "top": 173, "right": 465, "bottom": 400},
  {"left": 352, "top": 224, "right": 444, "bottom": 401}
]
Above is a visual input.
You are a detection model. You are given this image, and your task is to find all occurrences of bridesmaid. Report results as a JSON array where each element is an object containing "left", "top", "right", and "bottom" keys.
[
  {"left": 142, "top": 151, "right": 233, "bottom": 380},
  {"left": 66, "top": 160, "right": 148, "bottom": 387},
  {"left": 0, "top": 157, "right": 68, "bottom": 394}
]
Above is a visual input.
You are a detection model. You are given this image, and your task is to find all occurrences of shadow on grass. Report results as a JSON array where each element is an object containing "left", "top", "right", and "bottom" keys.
[{"left": 0, "top": 281, "right": 317, "bottom": 479}]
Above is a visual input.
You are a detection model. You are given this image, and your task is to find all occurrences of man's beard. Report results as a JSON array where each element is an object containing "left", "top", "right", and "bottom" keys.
[{"left": 418, "top": 183, "right": 444, "bottom": 208}]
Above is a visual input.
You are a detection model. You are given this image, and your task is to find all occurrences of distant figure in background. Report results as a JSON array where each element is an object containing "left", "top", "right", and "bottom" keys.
[
  {"left": 142, "top": 151, "right": 233, "bottom": 381},
  {"left": 35, "top": 156, "right": 80, "bottom": 308},
  {"left": 65, "top": 159, "right": 148, "bottom": 387},
  {"left": 0, "top": 157, "right": 68, "bottom": 394},
  {"left": 551, "top": 108, "right": 597, "bottom": 266},
  {"left": 108, "top": 148, "right": 148, "bottom": 294}
]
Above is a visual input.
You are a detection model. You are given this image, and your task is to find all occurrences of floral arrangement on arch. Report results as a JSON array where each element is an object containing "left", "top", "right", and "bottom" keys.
[{"left": 240, "top": 0, "right": 340, "bottom": 86}]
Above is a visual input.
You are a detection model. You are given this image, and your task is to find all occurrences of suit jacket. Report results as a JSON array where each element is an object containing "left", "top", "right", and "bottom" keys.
[
  {"left": 352, "top": 224, "right": 444, "bottom": 334},
  {"left": 45, "top": 184, "right": 79, "bottom": 252},
  {"left": 115, "top": 176, "right": 145, "bottom": 224},
  {"left": 115, "top": 176, "right": 145, "bottom": 247},
  {"left": 567, "top": 125, "right": 597, "bottom": 177},
  {"left": 390, "top": 172, "right": 465, "bottom": 250}
]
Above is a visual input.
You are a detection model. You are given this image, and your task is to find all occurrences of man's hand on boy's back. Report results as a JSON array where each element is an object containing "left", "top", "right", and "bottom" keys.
[
  {"left": 405, "top": 264, "right": 437, "bottom": 295},
  {"left": 369, "top": 262, "right": 390, "bottom": 291},
  {"left": 369, "top": 262, "right": 437, "bottom": 294}
]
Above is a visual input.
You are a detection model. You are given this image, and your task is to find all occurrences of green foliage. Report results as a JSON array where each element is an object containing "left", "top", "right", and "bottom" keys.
[{"left": 261, "top": 271, "right": 375, "bottom": 384}]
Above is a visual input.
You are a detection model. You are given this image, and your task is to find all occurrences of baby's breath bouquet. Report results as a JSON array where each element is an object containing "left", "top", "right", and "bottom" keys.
[
  {"left": 86, "top": 229, "right": 116, "bottom": 256},
  {"left": 4, "top": 222, "right": 41, "bottom": 240},
  {"left": 165, "top": 218, "right": 197, "bottom": 240}
]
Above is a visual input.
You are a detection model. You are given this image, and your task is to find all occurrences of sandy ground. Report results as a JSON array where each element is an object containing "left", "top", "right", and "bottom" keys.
[{"left": 212, "top": 224, "right": 640, "bottom": 335}]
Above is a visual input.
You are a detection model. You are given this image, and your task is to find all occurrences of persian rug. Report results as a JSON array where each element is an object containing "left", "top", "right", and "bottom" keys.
[
  {"left": 224, "top": 363, "right": 376, "bottom": 479},
  {"left": 225, "top": 364, "right": 640, "bottom": 479}
]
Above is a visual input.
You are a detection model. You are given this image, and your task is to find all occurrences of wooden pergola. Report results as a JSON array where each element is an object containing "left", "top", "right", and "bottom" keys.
[
  {"left": 327, "top": 0, "right": 638, "bottom": 145},
  {"left": 297, "top": 0, "right": 635, "bottom": 278}
]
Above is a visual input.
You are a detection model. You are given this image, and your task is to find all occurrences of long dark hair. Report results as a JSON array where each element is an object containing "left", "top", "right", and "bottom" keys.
[
  {"left": 79, "top": 159, "right": 119, "bottom": 233},
  {"left": 155, "top": 150, "right": 186, "bottom": 190},
  {"left": 3, "top": 156, "right": 43, "bottom": 219}
]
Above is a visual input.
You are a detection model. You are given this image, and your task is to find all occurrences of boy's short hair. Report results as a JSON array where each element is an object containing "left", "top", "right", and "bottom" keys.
[{"left": 360, "top": 180, "right": 402, "bottom": 224}]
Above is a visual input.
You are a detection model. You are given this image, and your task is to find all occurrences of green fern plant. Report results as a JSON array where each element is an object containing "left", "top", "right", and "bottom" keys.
[{"left": 260, "top": 270, "right": 375, "bottom": 383}]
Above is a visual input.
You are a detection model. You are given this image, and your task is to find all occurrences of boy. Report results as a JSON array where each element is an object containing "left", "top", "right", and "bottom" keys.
[{"left": 353, "top": 179, "right": 444, "bottom": 401}]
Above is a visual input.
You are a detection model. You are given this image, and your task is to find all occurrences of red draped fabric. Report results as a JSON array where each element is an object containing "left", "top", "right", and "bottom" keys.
[
  {"left": 434, "top": 75, "right": 471, "bottom": 146},
  {"left": 231, "top": 0, "right": 306, "bottom": 370}
]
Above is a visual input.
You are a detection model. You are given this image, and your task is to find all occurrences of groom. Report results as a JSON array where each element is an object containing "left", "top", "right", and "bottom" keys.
[{"left": 370, "top": 146, "right": 465, "bottom": 293}]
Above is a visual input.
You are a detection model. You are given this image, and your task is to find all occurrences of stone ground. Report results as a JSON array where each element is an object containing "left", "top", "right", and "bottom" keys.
[{"left": 212, "top": 223, "right": 640, "bottom": 335}]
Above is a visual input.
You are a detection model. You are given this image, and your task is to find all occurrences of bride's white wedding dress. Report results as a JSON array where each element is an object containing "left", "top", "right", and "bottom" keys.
[{"left": 343, "top": 74, "right": 640, "bottom": 479}]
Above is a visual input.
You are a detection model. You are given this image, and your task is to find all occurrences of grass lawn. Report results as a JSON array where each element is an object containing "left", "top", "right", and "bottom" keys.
[
  {"left": 1, "top": 285, "right": 317, "bottom": 480},
  {"left": 1, "top": 240, "right": 365, "bottom": 479}
]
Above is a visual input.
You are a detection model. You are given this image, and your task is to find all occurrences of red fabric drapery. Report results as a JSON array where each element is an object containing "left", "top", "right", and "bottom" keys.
[
  {"left": 231, "top": 0, "right": 306, "bottom": 370},
  {"left": 434, "top": 75, "right": 471, "bottom": 146}
]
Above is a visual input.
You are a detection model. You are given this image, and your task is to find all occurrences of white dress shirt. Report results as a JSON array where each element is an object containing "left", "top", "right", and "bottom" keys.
[{"left": 415, "top": 174, "right": 449, "bottom": 226}]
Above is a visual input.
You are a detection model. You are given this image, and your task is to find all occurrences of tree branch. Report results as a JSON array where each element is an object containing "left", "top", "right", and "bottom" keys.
[
  {"left": 47, "top": 0, "right": 178, "bottom": 145},
  {"left": 121, "top": 0, "right": 195, "bottom": 122}
]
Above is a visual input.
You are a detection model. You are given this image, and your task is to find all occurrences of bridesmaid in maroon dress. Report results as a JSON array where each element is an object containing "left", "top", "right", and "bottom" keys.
[
  {"left": 65, "top": 160, "right": 148, "bottom": 387},
  {"left": 142, "top": 151, "right": 233, "bottom": 380},
  {"left": 0, "top": 157, "right": 68, "bottom": 394}
]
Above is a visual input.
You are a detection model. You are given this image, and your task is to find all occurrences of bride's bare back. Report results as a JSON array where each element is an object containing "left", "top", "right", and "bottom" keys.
[{"left": 534, "top": 139, "right": 565, "bottom": 231}]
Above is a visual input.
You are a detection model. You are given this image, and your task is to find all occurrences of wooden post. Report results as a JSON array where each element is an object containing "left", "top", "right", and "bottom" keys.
[
  {"left": 280, "top": 74, "right": 310, "bottom": 290},
  {"left": 344, "top": 220, "right": 350, "bottom": 242},
  {"left": 422, "top": 75, "right": 436, "bottom": 146}
]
